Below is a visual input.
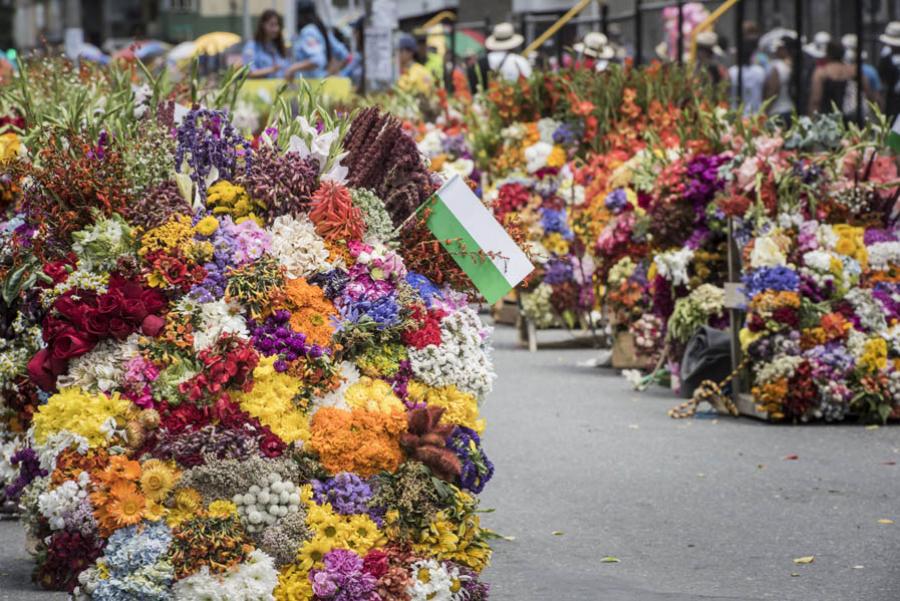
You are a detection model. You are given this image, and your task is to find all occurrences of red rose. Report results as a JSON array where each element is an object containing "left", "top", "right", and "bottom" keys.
[
  {"left": 140, "top": 289, "right": 167, "bottom": 315},
  {"left": 141, "top": 314, "right": 166, "bottom": 337},
  {"left": 53, "top": 294, "right": 92, "bottom": 329},
  {"left": 121, "top": 299, "right": 148, "bottom": 323},
  {"left": 51, "top": 330, "right": 96, "bottom": 360},
  {"left": 28, "top": 349, "right": 58, "bottom": 391},
  {"left": 213, "top": 395, "right": 246, "bottom": 428},
  {"left": 108, "top": 274, "right": 143, "bottom": 300},
  {"left": 95, "top": 294, "right": 122, "bottom": 316},
  {"left": 108, "top": 317, "right": 132, "bottom": 340},
  {"left": 362, "top": 549, "right": 389, "bottom": 578},
  {"left": 41, "top": 316, "right": 69, "bottom": 343},
  {"left": 161, "top": 403, "right": 206, "bottom": 434},
  {"left": 258, "top": 432, "right": 285, "bottom": 457},
  {"left": 83, "top": 309, "right": 111, "bottom": 337},
  {"left": 42, "top": 262, "right": 70, "bottom": 286}
]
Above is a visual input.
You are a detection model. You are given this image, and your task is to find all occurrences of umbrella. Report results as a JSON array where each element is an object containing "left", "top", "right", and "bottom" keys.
[
  {"left": 77, "top": 43, "right": 110, "bottom": 65},
  {"left": 114, "top": 40, "right": 171, "bottom": 61},
  {"left": 167, "top": 41, "right": 197, "bottom": 63},
  {"left": 449, "top": 29, "right": 485, "bottom": 57},
  {"left": 193, "top": 32, "right": 241, "bottom": 56}
]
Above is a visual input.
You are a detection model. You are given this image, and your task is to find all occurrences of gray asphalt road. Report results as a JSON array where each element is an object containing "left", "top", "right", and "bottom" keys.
[{"left": 1, "top": 322, "right": 897, "bottom": 601}]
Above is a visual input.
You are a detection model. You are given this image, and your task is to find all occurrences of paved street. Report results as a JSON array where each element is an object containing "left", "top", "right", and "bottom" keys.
[{"left": 1, "top": 322, "right": 898, "bottom": 600}]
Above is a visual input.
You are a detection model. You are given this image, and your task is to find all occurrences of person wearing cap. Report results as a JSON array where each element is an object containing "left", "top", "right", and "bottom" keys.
[
  {"left": 397, "top": 33, "right": 433, "bottom": 95},
  {"left": 694, "top": 30, "right": 727, "bottom": 87},
  {"left": 843, "top": 34, "right": 882, "bottom": 111},
  {"left": 485, "top": 23, "right": 532, "bottom": 82},
  {"left": 574, "top": 32, "right": 616, "bottom": 72},
  {"left": 878, "top": 22, "right": 900, "bottom": 119},
  {"left": 763, "top": 36, "right": 797, "bottom": 123},
  {"left": 290, "top": 0, "right": 350, "bottom": 80}
]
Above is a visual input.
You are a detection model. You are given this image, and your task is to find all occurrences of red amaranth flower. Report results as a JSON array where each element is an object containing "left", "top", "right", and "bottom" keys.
[{"left": 400, "top": 406, "right": 461, "bottom": 482}]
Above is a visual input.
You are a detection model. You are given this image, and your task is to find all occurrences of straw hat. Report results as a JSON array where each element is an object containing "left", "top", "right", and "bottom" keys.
[
  {"left": 574, "top": 32, "right": 615, "bottom": 60},
  {"left": 803, "top": 31, "right": 831, "bottom": 58},
  {"left": 880, "top": 22, "right": 900, "bottom": 47},
  {"left": 695, "top": 30, "right": 724, "bottom": 57},
  {"left": 485, "top": 22, "right": 524, "bottom": 52}
]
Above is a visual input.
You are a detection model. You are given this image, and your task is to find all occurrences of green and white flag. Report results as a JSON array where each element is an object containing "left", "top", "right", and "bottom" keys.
[
  {"left": 889, "top": 115, "right": 900, "bottom": 154},
  {"left": 425, "top": 175, "right": 534, "bottom": 304}
]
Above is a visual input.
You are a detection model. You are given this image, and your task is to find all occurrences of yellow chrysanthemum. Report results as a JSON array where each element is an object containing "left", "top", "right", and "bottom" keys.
[
  {"left": 406, "top": 381, "right": 484, "bottom": 433},
  {"left": 233, "top": 357, "right": 309, "bottom": 444},
  {"left": 32, "top": 388, "right": 133, "bottom": 448},
  {"left": 546, "top": 145, "right": 567, "bottom": 168},
  {"left": 345, "top": 514, "right": 384, "bottom": 554},
  {"left": 543, "top": 232, "right": 569, "bottom": 256},
  {"left": 193, "top": 215, "right": 220, "bottom": 236},
  {"left": 206, "top": 180, "right": 264, "bottom": 225},
  {"left": 275, "top": 564, "right": 314, "bottom": 601},
  {"left": 296, "top": 537, "right": 333, "bottom": 571},
  {"left": 344, "top": 377, "right": 405, "bottom": 414},
  {"left": 0, "top": 132, "right": 22, "bottom": 163}
]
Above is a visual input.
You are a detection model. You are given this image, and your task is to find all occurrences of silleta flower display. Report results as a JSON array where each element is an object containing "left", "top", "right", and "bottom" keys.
[{"left": 0, "top": 64, "right": 497, "bottom": 599}]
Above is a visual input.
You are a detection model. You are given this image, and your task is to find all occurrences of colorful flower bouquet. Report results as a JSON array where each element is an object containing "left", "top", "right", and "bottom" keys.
[{"left": 0, "top": 61, "right": 498, "bottom": 598}]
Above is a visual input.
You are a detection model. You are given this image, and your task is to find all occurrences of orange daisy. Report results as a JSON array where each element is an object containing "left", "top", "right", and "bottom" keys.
[{"left": 106, "top": 481, "right": 146, "bottom": 528}]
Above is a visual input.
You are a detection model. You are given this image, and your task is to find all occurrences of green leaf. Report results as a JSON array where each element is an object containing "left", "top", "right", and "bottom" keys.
[{"left": 600, "top": 556, "right": 620, "bottom": 564}]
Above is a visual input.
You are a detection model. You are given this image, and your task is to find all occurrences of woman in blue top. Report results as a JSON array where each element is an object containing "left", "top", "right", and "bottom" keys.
[
  {"left": 242, "top": 9, "right": 289, "bottom": 79},
  {"left": 290, "top": 0, "right": 350, "bottom": 80}
]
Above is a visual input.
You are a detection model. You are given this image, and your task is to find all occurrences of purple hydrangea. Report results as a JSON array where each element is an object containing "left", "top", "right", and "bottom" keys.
[
  {"left": 741, "top": 266, "right": 800, "bottom": 300},
  {"left": 552, "top": 122, "right": 578, "bottom": 147},
  {"left": 311, "top": 473, "right": 384, "bottom": 525},
  {"left": 684, "top": 154, "right": 728, "bottom": 205},
  {"left": 540, "top": 207, "right": 573, "bottom": 240},
  {"left": 543, "top": 258, "right": 574, "bottom": 285},
  {"left": 405, "top": 272, "right": 442, "bottom": 307}
]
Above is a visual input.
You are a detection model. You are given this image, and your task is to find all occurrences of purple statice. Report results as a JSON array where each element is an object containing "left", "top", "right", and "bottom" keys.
[
  {"left": 448, "top": 427, "right": 494, "bottom": 494},
  {"left": 441, "top": 133, "right": 468, "bottom": 158},
  {"left": 309, "top": 269, "right": 349, "bottom": 300},
  {"left": 389, "top": 359, "right": 416, "bottom": 404},
  {"left": 577, "top": 283, "right": 595, "bottom": 311},
  {"left": 308, "top": 549, "right": 377, "bottom": 601},
  {"left": 223, "top": 218, "right": 271, "bottom": 264},
  {"left": 311, "top": 473, "right": 383, "bottom": 524},
  {"left": 805, "top": 343, "right": 854, "bottom": 381},
  {"left": 798, "top": 272, "right": 834, "bottom": 303},
  {"left": 249, "top": 310, "right": 325, "bottom": 370},
  {"left": 405, "top": 272, "right": 442, "bottom": 307},
  {"left": 540, "top": 207, "right": 574, "bottom": 240},
  {"left": 174, "top": 108, "right": 251, "bottom": 196},
  {"left": 4, "top": 447, "right": 47, "bottom": 501},
  {"left": 604, "top": 188, "right": 629, "bottom": 213},
  {"left": 543, "top": 258, "right": 573, "bottom": 285},
  {"left": 741, "top": 266, "right": 800, "bottom": 299},
  {"left": 684, "top": 226, "right": 710, "bottom": 251}
]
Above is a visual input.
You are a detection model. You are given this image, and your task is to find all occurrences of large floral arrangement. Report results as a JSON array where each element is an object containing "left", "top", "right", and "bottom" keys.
[
  {"left": 0, "top": 62, "right": 497, "bottom": 598},
  {"left": 725, "top": 115, "right": 900, "bottom": 422}
]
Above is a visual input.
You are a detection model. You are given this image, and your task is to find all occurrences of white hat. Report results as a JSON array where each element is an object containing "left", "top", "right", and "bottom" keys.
[
  {"left": 695, "top": 30, "right": 724, "bottom": 57},
  {"left": 880, "top": 22, "right": 900, "bottom": 47},
  {"left": 842, "top": 33, "right": 867, "bottom": 60},
  {"left": 803, "top": 30, "right": 831, "bottom": 58},
  {"left": 485, "top": 22, "right": 524, "bottom": 52},
  {"left": 573, "top": 32, "right": 615, "bottom": 59}
]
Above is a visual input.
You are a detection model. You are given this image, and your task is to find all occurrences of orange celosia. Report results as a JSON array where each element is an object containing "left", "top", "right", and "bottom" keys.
[
  {"left": 282, "top": 278, "right": 337, "bottom": 347},
  {"left": 309, "top": 180, "right": 365, "bottom": 242},
  {"left": 309, "top": 407, "right": 406, "bottom": 477}
]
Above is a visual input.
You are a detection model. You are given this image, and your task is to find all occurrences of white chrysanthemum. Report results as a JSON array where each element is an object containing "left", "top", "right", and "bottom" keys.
[
  {"left": 34, "top": 430, "right": 89, "bottom": 472},
  {"left": 38, "top": 471, "right": 90, "bottom": 530},
  {"left": 802, "top": 250, "right": 834, "bottom": 272},
  {"left": 311, "top": 361, "right": 359, "bottom": 413},
  {"left": 173, "top": 550, "right": 277, "bottom": 601},
  {"left": 846, "top": 288, "right": 887, "bottom": 332},
  {"left": 193, "top": 299, "right": 249, "bottom": 351},
  {"left": 750, "top": 235, "right": 787, "bottom": 269},
  {"left": 523, "top": 141, "right": 553, "bottom": 174},
  {"left": 267, "top": 214, "right": 332, "bottom": 279},
  {"left": 866, "top": 241, "right": 900, "bottom": 271},
  {"left": 409, "top": 306, "right": 495, "bottom": 400},
  {"left": 754, "top": 355, "right": 803, "bottom": 385},
  {"left": 56, "top": 334, "right": 140, "bottom": 393},
  {"left": 417, "top": 129, "right": 444, "bottom": 157},
  {"left": 407, "top": 559, "right": 460, "bottom": 601}
]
